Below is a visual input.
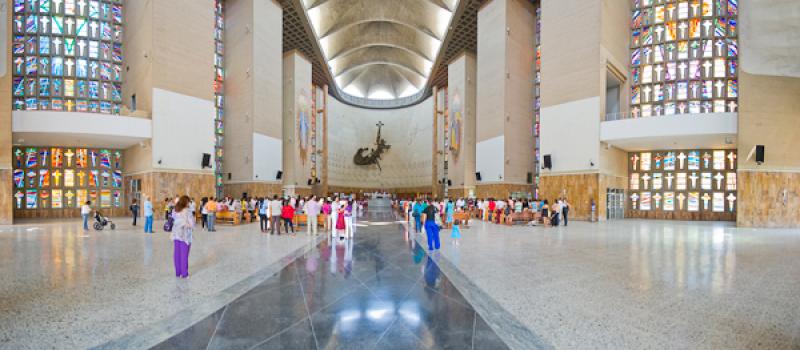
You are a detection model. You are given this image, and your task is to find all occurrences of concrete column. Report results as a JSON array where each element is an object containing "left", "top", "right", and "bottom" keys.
[
  {"left": 475, "top": 0, "right": 536, "bottom": 199},
  {"left": 0, "top": 0, "right": 13, "bottom": 224},
  {"left": 447, "top": 53, "right": 477, "bottom": 198},
  {"left": 282, "top": 51, "right": 313, "bottom": 196},
  {"left": 223, "top": 0, "right": 283, "bottom": 197}
]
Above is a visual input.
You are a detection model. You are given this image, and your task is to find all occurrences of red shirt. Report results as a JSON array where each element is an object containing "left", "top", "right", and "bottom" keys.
[
  {"left": 281, "top": 205, "right": 294, "bottom": 219},
  {"left": 488, "top": 201, "right": 496, "bottom": 211}
]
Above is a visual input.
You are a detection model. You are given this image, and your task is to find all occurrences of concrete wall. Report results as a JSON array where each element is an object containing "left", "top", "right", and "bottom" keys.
[{"left": 327, "top": 97, "right": 434, "bottom": 189}]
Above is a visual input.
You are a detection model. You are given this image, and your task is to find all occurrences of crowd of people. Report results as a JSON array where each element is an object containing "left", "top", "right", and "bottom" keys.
[{"left": 398, "top": 196, "right": 573, "bottom": 228}]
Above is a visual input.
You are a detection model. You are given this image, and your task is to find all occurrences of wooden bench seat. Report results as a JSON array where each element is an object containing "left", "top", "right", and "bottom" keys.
[{"left": 216, "top": 211, "right": 241, "bottom": 225}]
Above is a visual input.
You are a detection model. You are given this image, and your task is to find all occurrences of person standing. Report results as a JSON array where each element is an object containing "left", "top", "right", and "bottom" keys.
[
  {"left": 130, "top": 198, "right": 139, "bottom": 226},
  {"left": 412, "top": 199, "right": 424, "bottom": 233},
  {"left": 344, "top": 199, "right": 354, "bottom": 239},
  {"left": 144, "top": 196, "right": 155, "bottom": 233},
  {"left": 305, "top": 196, "right": 321, "bottom": 236},
  {"left": 258, "top": 197, "right": 269, "bottom": 232},
  {"left": 281, "top": 200, "right": 295, "bottom": 235},
  {"left": 562, "top": 198, "right": 571, "bottom": 226},
  {"left": 81, "top": 201, "right": 92, "bottom": 230},
  {"left": 270, "top": 195, "right": 283, "bottom": 235},
  {"left": 205, "top": 197, "right": 217, "bottom": 232},
  {"left": 322, "top": 199, "right": 332, "bottom": 232},
  {"left": 200, "top": 197, "right": 209, "bottom": 229},
  {"left": 335, "top": 199, "right": 346, "bottom": 239},
  {"left": 422, "top": 200, "right": 440, "bottom": 251},
  {"left": 164, "top": 198, "right": 172, "bottom": 221},
  {"left": 330, "top": 197, "right": 340, "bottom": 235},
  {"left": 171, "top": 196, "right": 194, "bottom": 279},
  {"left": 445, "top": 199, "right": 454, "bottom": 228}
]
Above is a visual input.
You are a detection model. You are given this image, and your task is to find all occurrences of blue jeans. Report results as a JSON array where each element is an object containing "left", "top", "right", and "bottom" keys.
[
  {"left": 207, "top": 214, "right": 216, "bottom": 231},
  {"left": 414, "top": 216, "right": 422, "bottom": 233},
  {"left": 145, "top": 215, "right": 154, "bottom": 233},
  {"left": 82, "top": 214, "right": 89, "bottom": 230},
  {"left": 424, "top": 221, "right": 440, "bottom": 251}
]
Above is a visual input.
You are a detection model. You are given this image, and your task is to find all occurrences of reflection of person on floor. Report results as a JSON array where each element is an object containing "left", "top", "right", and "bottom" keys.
[
  {"left": 424, "top": 255, "right": 440, "bottom": 288},
  {"left": 423, "top": 200, "right": 440, "bottom": 251}
]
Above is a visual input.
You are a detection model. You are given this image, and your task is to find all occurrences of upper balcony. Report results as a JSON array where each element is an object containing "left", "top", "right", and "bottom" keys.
[
  {"left": 600, "top": 112, "right": 738, "bottom": 151},
  {"left": 12, "top": 111, "right": 152, "bottom": 149}
]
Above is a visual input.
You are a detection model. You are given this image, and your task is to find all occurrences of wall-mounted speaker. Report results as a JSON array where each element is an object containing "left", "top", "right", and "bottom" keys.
[
  {"left": 527, "top": 172, "right": 533, "bottom": 184},
  {"left": 201, "top": 153, "right": 211, "bottom": 168},
  {"left": 475, "top": 172, "right": 482, "bottom": 181},
  {"left": 447, "top": 179, "right": 452, "bottom": 186},
  {"left": 276, "top": 170, "right": 283, "bottom": 180},
  {"left": 755, "top": 145, "right": 765, "bottom": 164},
  {"left": 543, "top": 155, "right": 552, "bottom": 169},
  {"left": 307, "top": 179, "right": 313, "bottom": 186}
]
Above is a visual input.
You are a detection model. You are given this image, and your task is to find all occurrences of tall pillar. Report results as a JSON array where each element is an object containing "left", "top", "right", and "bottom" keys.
[
  {"left": 0, "top": 0, "right": 13, "bottom": 224},
  {"left": 475, "top": 0, "right": 536, "bottom": 199},
  {"left": 223, "top": 0, "right": 283, "bottom": 198},
  {"left": 282, "top": 51, "right": 313, "bottom": 196},
  {"left": 447, "top": 53, "right": 477, "bottom": 198}
]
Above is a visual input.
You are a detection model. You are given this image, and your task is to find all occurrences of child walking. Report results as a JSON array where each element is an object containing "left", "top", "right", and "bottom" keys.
[{"left": 451, "top": 222, "right": 462, "bottom": 245}]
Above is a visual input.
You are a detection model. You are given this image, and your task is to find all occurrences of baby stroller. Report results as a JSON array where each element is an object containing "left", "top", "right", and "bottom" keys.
[{"left": 93, "top": 210, "right": 116, "bottom": 231}]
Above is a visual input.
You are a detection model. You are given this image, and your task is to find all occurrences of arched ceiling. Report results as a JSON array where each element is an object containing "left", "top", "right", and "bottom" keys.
[{"left": 301, "top": 0, "right": 460, "bottom": 101}]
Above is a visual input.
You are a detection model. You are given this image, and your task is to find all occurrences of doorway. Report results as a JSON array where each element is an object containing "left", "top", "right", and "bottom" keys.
[{"left": 606, "top": 188, "right": 625, "bottom": 220}]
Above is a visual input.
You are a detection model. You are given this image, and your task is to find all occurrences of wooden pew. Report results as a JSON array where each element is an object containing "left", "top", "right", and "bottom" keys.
[{"left": 216, "top": 211, "right": 241, "bottom": 225}]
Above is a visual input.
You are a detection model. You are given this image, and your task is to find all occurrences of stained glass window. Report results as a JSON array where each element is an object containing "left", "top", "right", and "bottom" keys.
[
  {"left": 11, "top": 0, "right": 124, "bottom": 115},
  {"left": 12, "top": 146, "right": 123, "bottom": 210},
  {"left": 214, "top": 0, "right": 225, "bottom": 197},
  {"left": 630, "top": 0, "right": 737, "bottom": 118},
  {"left": 628, "top": 148, "right": 736, "bottom": 218}
]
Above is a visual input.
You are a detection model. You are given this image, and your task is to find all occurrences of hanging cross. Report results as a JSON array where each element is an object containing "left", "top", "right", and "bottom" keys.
[
  {"left": 65, "top": 17, "right": 75, "bottom": 33},
  {"left": 702, "top": 20, "right": 712, "bottom": 36},
  {"left": 90, "top": 21, "right": 99, "bottom": 36},
  {"left": 53, "top": 37, "right": 63, "bottom": 54},
  {"left": 655, "top": 26, "right": 665, "bottom": 41},
  {"left": 665, "top": 173, "right": 675, "bottom": 189},
  {"left": 701, "top": 193, "right": 711, "bottom": 210},
  {"left": 654, "top": 65, "right": 664, "bottom": 81},
  {"left": 714, "top": 80, "right": 725, "bottom": 97},
  {"left": 642, "top": 174, "right": 651, "bottom": 189},
  {"left": 666, "top": 4, "right": 676, "bottom": 19},
  {"left": 678, "top": 22, "right": 689, "bottom": 38},
  {"left": 41, "top": 16, "right": 50, "bottom": 31},
  {"left": 77, "top": 40, "right": 87, "bottom": 56},
  {"left": 714, "top": 172, "right": 725, "bottom": 189},
  {"left": 678, "top": 62, "right": 688, "bottom": 79},
  {"left": 690, "top": 2, "right": 700, "bottom": 16},
  {"left": 77, "top": 0, "right": 86, "bottom": 13},
  {"left": 65, "top": 149, "right": 75, "bottom": 166},
  {"left": 631, "top": 154, "right": 640, "bottom": 170},
  {"left": 726, "top": 193, "right": 737, "bottom": 212},
  {"left": 65, "top": 59, "right": 75, "bottom": 76},
  {"left": 715, "top": 39, "right": 726, "bottom": 56},
  {"left": 643, "top": 86, "right": 652, "bottom": 102},
  {"left": 677, "top": 193, "right": 686, "bottom": 210},
  {"left": 677, "top": 152, "right": 687, "bottom": 169},
  {"left": 702, "top": 60, "right": 712, "bottom": 77},
  {"left": 54, "top": 0, "right": 63, "bottom": 12},
  {"left": 727, "top": 101, "right": 737, "bottom": 112}
]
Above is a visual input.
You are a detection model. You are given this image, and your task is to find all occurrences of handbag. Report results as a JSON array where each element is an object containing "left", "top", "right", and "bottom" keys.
[{"left": 163, "top": 216, "right": 174, "bottom": 232}]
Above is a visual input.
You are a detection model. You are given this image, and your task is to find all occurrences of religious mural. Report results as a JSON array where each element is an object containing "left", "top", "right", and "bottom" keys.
[
  {"left": 12, "top": 147, "right": 123, "bottom": 210},
  {"left": 297, "top": 88, "right": 311, "bottom": 165},
  {"left": 449, "top": 89, "right": 463, "bottom": 159},
  {"left": 11, "top": 0, "right": 124, "bottom": 114},
  {"left": 630, "top": 0, "right": 738, "bottom": 118},
  {"left": 628, "top": 149, "right": 736, "bottom": 215},
  {"left": 213, "top": 0, "right": 225, "bottom": 196}
]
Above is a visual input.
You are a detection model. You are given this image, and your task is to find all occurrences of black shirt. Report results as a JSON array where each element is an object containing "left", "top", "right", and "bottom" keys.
[{"left": 423, "top": 205, "right": 438, "bottom": 222}]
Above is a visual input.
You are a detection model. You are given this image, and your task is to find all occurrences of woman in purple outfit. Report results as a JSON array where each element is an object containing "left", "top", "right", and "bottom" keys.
[{"left": 172, "top": 195, "right": 194, "bottom": 278}]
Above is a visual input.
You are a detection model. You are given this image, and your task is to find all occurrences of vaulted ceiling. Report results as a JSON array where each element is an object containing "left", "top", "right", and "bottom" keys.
[
  {"left": 302, "top": 0, "right": 458, "bottom": 101},
  {"left": 279, "top": 0, "right": 480, "bottom": 108}
]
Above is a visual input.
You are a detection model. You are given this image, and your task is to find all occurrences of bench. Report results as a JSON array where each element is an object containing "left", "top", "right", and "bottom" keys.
[
  {"left": 504, "top": 211, "right": 539, "bottom": 225},
  {"left": 453, "top": 212, "right": 470, "bottom": 228},
  {"left": 216, "top": 211, "right": 241, "bottom": 225},
  {"left": 293, "top": 214, "right": 327, "bottom": 227}
]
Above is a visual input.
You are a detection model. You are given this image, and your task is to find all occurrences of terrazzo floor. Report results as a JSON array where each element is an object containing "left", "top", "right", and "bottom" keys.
[
  {"left": 0, "top": 217, "right": 322, "bottom": 349},
  {"left": 423, "top": 218, "right": 800, "bottom": 349}
]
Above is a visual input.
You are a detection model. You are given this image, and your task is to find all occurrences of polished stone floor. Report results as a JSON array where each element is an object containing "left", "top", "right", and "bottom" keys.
[
  {"left": 150, "top": 209, "right": 509, "bottom": 350},
  {"left": 426, "top": 219, "right": 800, "bottom": 349}
]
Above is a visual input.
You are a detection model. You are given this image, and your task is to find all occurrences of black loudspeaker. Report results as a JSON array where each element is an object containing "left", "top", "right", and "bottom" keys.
[
  {"left": 276, "top": 171, "right": 283, "bottom": 180},
  {"left": 755, "top": 145, "right": 765, "bottom": 164},
  {"left": 307, "top": 179, "right": 313, "bottom": 186},
  {"left": 543, "top": 155, "right": 552, "bottom": 169},
  {"left": 447, "top": 180, "right": 452, "bottom": 186},
  {"left": 201, "top": 153, "right": 211, "bottom": 168},
  {"left": 475, "top": 172, "right": 482, "bottom": 181},
  {"left": 527, "top": 172, "right": 533, "bottom": 184}
]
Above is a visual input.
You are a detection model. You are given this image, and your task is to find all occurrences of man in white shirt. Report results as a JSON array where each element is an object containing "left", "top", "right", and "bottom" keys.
[
  {"left": 81, "top": 201, "right": 92, "bottom": 230},
  {"left": 329, "top": 197, "right": 340, "bottom": 235},
  {"left": 270, "top": 195, "right": 283, "bottom": 235},
  {"left": 304, "top": 196, "right": 321, "bottom": 236}
]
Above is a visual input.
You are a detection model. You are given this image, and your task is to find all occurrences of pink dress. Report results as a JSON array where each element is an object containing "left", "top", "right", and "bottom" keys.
[{"left": 336, "top": 209, "right": 346, "bottom": 230}]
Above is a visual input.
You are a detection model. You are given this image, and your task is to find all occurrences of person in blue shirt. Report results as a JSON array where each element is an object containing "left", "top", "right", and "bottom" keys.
[
  {"left": 422, "top": 200, "right": 440, "bottom": 251},
  {"left": 143, "top": 195, "right": 155, "bottom": 234},
  {"left": 412, "top": 200, "right": 425, "bottom": 233}
]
